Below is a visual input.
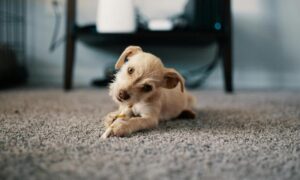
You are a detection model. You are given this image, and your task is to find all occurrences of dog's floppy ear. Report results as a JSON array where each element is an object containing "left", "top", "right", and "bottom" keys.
[
  {"left": 115, "top": 46, "right": 143, "bottom": 69},
  {"left": 162, "top": 68, "right": 185, "bottom": 92}
]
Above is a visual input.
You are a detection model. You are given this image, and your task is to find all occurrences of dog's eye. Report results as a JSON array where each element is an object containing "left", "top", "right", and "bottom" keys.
[
  {"left": 127, "top": 67, "right": 134, "bottom": 75},
  {"left": 142, "top": 84, "right": 152, "bottom": 92}
]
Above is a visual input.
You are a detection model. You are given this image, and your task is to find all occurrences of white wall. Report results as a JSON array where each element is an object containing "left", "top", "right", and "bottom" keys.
[
  {"left": 26, "top": 0, "right": 300, "bottom": 89},
  {"left": 233, "top": 0, "right": 300, "bottom": 89}
]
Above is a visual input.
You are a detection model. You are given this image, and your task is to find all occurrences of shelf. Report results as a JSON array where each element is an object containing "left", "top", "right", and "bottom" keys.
[{"left": 76, "top": 25, "right": 224, "bottom": 47}]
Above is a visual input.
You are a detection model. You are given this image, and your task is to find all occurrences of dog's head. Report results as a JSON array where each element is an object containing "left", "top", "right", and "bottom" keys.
[{"left": 109, "top": 46, "right": 185, "bottom": 105}]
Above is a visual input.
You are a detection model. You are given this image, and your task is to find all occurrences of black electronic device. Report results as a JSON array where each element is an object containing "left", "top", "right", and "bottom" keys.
[{"left": 185, "top": 0, "right": 224, "bottom": 31}]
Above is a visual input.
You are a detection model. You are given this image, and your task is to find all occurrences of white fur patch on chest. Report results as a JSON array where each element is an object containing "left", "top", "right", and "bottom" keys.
[{"left": 132, "top": 102, "right": 152, "bottom": 117}]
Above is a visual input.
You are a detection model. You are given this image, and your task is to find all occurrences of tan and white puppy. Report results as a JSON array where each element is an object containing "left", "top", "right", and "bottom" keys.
[{"left": 103, "top": 46, "right": 196, "bottom": 137}]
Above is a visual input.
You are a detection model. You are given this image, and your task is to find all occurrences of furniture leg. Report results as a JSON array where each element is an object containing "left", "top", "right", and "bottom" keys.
[
  {"left": 222, "top": 0, "right": 233, "bottom": 93},
  {"left": 64, "top": 0, "right": 76, "bottom": 90},
  {"left": 221, "top": 37, "right": 233, "bottom": 93}
]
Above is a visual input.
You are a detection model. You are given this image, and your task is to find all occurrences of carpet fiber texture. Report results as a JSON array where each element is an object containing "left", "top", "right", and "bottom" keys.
[{"left": 0, "top": 89, "right": 300, "bottom": 180}]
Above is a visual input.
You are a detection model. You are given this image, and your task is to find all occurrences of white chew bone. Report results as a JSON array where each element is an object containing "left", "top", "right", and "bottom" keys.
[
  {"left": 101, "top": 106, "right": 132, "bottom": 139},
  {"left": 100, "top": 127, "right": 112, "bottom": 139}
]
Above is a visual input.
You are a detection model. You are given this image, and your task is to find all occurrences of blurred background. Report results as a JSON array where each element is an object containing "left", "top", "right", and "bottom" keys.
[{"left": 1, "top": 0, "right": 300, "bottom": 90}]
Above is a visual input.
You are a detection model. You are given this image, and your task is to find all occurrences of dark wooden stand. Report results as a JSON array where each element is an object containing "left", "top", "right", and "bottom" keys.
[
  {"left": 64, "top": 0, "right": 76, "bottom": 90},
  {"left": 64, "top": 0, "right": 233, "bottom": 92}
]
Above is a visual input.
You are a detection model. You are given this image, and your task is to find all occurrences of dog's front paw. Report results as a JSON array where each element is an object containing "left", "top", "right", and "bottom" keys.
[
  {"left": 103, "top": 112, "right": 118, "bottom": 128},
  {"left": 111, "top": 121, "right": 132, "bottom": 137}
]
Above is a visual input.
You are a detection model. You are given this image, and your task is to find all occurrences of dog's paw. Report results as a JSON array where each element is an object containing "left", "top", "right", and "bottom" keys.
[
  {"left": 111, "top": 121, "right": 132, "bottom": 137},
  {"left": 103, "top": 112, "right": 118, "bottom": 128}
]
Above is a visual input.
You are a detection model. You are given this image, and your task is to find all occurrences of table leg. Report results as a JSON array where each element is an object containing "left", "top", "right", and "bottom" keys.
[{"left": 64, "top": 0, "right": 76, "bottom": 90}]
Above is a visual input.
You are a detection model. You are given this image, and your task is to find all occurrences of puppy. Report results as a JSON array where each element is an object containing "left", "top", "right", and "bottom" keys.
[{"left": 103, "top": 46, "right": 196, "bottom": 137}]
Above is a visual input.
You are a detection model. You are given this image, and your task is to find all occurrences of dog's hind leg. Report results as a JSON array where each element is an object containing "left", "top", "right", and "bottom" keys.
[
  {"left": 177, "top": 109, "right": 196, "bottom": 119},
  {"left": 187, "top": 93, "right": 196, "bottom": 109}
]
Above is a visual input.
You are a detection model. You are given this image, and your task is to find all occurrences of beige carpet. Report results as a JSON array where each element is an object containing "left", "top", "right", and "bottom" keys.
[{"left": 0, "top": 89, "right": 300, "bottom": 180}]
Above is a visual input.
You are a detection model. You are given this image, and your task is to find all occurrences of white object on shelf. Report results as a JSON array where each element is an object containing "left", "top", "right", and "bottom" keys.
[
  {"left": 96, "top": 0, "right": 137, "bottom": 33},
  {"left": 147, "top": 19, "right": 174, "bottom": 31}
]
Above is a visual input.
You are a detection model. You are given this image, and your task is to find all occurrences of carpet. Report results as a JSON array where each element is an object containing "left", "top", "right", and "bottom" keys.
[{"left": 0, "top": 89, "right": 299, "bottom": 180}]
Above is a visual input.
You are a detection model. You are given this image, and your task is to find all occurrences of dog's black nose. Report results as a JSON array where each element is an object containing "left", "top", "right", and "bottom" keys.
[{"left": 118, "top": 90, "right": 130, "bottom": 101}]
